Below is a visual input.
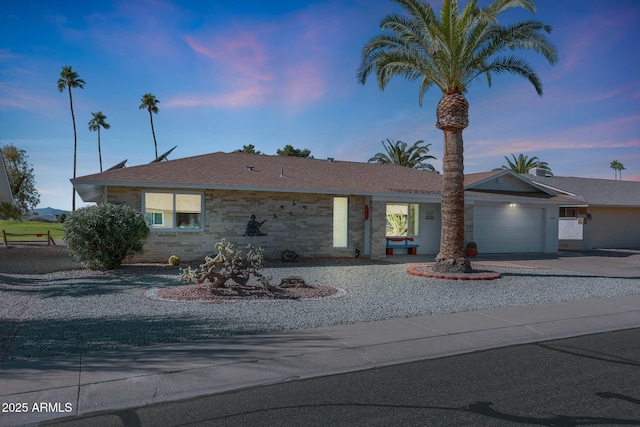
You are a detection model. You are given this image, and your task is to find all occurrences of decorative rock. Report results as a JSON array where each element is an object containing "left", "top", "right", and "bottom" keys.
[{"left": 280, "top": 275, "right": 307, "bottom": 288}]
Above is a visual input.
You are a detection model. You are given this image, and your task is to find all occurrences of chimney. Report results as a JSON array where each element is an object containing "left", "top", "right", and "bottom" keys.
[{"left": 528, "top": 167, "right": 547, "bottom": 177}]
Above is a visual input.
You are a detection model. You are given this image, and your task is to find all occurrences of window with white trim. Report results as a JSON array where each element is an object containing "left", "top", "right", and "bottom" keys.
[
  {"left": 144, "top": 192, "right": 203, "bottom": 230},
  {"left": 386, "top": 203, "right": 419, "bottom": 237},
  {"left": 333, "top": 197, "right": 348, "bottom": 247}
]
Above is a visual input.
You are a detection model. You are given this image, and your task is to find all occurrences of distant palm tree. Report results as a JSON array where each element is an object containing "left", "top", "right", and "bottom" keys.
[
  {"left": 610, "top": 160, "right": 619, "bottom": 180},
  {"left": 502, "top": 154, "right": 553, "bottom": 176},
  {"left": 139, "top": 93, "right": 160, "bottom": 158},
  {"left": 357, "top": 0, "right": 557, "bottom": 273},
  {"left": 88, "top": 112, "right": 111, "bottom": 172},
  {"left": 610, "top": 160, "right": 625, "bottom": 180},
  {"left": 57, "top": 66, "right": 86, "bottom": 211},
  {"left": 368, "top": 139, "right": 436, "bottom": 171}
]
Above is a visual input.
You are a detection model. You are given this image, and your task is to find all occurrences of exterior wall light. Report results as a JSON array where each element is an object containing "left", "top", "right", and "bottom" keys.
[{"left": 509, "top": 203, "right": 517, "bottom": 207}]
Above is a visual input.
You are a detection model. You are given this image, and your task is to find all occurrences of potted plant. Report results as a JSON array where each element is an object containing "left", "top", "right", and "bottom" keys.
[{"left": 465, "top": 242, "right": 478, "bottom": 258}]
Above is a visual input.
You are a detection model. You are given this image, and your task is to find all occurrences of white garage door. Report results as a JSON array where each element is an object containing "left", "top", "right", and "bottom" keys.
[{"left": 474, "top": 205, "right": 544, "bottom": 253}]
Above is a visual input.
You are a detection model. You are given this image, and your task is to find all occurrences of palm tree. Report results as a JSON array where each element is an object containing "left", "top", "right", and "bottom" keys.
[
  {"left": 619, "top": 162, "right": 626, "bottom": 180},
  {"left": 357, "top": 0, "right": 557, "bottom": 273},
  {"left": 369, "top": 139, "right": 437, "bottom": 171},
  {"left": 610, "top": 160, "right": 619, "bottom": 180},
  {"left": 139, "top": 93, "right": 160, "bottom": 158},
  {"left": 610, "top": 160, "right": 625, "bottom": 180},
  {"left": 503, "top": 153, "right": 552, "bottom": 176},
  {"left": 57, "top": 66, "right": 86, "bottom": 211},
  {"left": 88, "top": 112, "right": 111, "bottom": 172}
]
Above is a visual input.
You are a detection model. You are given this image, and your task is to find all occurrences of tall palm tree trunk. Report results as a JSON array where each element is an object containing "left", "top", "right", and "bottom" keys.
[
  {"left": 68, "top": 87, "right": 77, "bottom": 211},
  {"left": 97, "top": 128, "right": 102, "bottom": 172},
  {"left": 149, "top": 111, "right": 158, "bottom": 158},
  {"left": 433, "top": 92, "right": 472, "bottom": 273}
]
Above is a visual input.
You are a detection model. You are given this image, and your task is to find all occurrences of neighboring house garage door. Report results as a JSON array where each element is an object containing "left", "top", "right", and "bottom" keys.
[{"left": 474, "top": 205, "right": 544, "bottom": 253}]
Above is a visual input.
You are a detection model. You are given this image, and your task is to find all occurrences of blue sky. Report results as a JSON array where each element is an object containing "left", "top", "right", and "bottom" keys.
[{"left": 1, "top": 0, "right": 639, "bottom": 210}]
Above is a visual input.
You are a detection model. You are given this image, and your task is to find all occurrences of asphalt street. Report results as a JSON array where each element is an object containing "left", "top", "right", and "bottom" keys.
[{"left": 44, "top": 327, "right": 640, "bottom": 427}]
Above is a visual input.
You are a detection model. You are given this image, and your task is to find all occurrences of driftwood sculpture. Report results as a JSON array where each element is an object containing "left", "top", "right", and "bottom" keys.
[{"left": 179, "top": 239, "right": 270, "bottom": 288}]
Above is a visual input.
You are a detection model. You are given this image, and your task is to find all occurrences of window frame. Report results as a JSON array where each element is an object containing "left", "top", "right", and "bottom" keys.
[
  {"left": 143, "top": 190, "right": 205, "bottom": 232},
  {"left": 385, "top": 203, "right": 420, "bottom": 237},
  {"left": 559, "top": 207, "right": 577, "bottom": 218}
]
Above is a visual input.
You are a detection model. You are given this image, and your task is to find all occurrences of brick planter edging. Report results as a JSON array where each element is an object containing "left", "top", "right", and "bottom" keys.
[{"left": 407, "top": 265, "right": 502, "bottom": 281}]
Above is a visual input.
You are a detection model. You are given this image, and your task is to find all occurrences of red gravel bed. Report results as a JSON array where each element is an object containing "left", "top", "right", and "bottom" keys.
[{"left": 408, "top": 265, "right": 501, "bottom": 280}]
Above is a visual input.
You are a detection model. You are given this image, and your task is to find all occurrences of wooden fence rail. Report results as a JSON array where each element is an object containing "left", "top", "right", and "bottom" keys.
[{"left": 2, "top": 230, "right": 56, "bottom": 246}]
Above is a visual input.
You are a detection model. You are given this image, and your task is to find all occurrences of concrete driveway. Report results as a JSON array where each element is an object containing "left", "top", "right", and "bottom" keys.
[{"left": 387, "top": 249, "right": 640, "bottom": 279}]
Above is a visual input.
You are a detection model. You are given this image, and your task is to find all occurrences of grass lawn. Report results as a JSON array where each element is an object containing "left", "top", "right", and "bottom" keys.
[{"left": 0, "top": 220, "right": 64, "bottom": 242}]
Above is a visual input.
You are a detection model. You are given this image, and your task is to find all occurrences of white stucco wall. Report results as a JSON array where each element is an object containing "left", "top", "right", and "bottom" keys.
[{"left": 414, "top": 202, "right": 441, "bottom": 254}]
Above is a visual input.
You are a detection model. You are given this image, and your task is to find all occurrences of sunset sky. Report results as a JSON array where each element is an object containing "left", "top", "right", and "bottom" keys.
[{"left": 1, "top": 0, "right": 639, "bottom": 210}]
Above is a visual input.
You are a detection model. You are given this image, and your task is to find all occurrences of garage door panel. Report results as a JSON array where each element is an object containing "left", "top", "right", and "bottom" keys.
[{"left": 474, "top": 206, "right": 543, "bottom": 253}]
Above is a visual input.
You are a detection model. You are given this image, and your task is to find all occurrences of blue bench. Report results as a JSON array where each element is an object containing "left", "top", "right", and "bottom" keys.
[{"left": 386, "top": 237, "right": 419, "bottom": 255}]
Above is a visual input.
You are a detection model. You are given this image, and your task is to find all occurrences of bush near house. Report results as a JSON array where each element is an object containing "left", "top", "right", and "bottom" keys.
[{"left": 63, "top": 204, "right": 149, "bottom": 270}]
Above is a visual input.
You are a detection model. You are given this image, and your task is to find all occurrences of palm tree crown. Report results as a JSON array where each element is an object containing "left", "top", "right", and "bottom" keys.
[
  {"left": 57, "top": 66, "right": 85, "bottom": 93},
  {"left": 357, "top": 0, "right": 557, "bottom": 274},
  {"left": 88, "top": 111, "right": 111, "bottom": 173},
  {"left": 357, "top": 0, "right": 558, "bottom": 102},
  {"left": 502, "top": 153, "right": 552, "bottom": 176},
  {"left": 139, "top": 93, "right": 160, "bottom": 158},
  {"left": 368, "top": 139, "right": 437, "bottom": 171},
  {"left": 57, "top": 65, "right": 85, "bottom": 211}
]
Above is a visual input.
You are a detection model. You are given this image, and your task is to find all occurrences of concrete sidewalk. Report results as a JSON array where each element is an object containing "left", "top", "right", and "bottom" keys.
[{"left": 1, "top": 294, "right": 640, "bottom": 426}]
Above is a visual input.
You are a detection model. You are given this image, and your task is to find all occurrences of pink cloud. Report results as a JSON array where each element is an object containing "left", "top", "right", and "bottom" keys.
[
  {"left": 281, "top": 61, "right": 326, "bottom": 107},
  {"left": 184, "top": 34, "right": 273, "bottom": 84},
  {"left": 170, "top": 3, "right": 349, "bottom": 111},
  {"left": 0, "top": 83, "right": 56, "bottom": 110},
  {"left": 466, "top": 113, "right": 640, "bottom": 160},
  {"left": 0, "top": 49, "right": 19, "bottom": 60},
  {"left": 165, "top": 85, "right": 270, "bottom": 109}
]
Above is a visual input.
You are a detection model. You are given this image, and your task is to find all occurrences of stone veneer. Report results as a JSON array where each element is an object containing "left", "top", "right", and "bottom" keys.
[{"left": 107, "top": 187, "right": 365, "bottom": 262}]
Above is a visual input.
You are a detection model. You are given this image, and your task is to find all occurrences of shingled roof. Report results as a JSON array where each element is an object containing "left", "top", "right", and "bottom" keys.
[
  {"left": 73, "top": 152, "right": 444, "bottom": 200},
  {"left": 527, "top": 175, "right": 640, "bottom": 207},
  {"left": 72, "top": 151, "right": 583, "bottom": 205}
]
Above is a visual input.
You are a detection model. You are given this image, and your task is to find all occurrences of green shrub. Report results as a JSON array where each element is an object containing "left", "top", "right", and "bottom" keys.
[
  {"left": 63, "top": 204, "right": 150, "bottom": 270},
  {"left": 168, "top": 255, "right": 181, "bottom": 266}
]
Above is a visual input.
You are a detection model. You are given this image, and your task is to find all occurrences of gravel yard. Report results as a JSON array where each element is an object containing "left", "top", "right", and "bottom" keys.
[{"left": 1, "top": 247, "right": 639, "bottom": 361}]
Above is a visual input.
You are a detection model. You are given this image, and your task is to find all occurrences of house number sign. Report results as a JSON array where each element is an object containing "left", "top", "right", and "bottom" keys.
[{"left": 425, "top": 211, "right": 435, "bottom": 220}]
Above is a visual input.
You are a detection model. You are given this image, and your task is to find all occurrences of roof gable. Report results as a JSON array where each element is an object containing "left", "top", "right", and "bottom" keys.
[{"left": 465, "top": 170, "right": 555, "bottom": 196}]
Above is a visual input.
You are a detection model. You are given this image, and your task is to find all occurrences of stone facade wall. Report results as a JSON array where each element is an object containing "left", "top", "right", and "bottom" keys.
[
  {"left": 370, "top": 199, "right": 388, "bottom": 258},
  {"left": 107, "top": 186, "right": 365, "bottom": 262}
]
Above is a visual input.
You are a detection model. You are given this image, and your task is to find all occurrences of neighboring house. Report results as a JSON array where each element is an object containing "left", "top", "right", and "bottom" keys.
[
  {"left": 527, "top": 172, "right": 640, "bottom": 250},
  {"left": 71, "top": 152, "right": 577, "bottom": 262},
  {"left": 0, "top": 151, "right": 13, "bottom": 204}
]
